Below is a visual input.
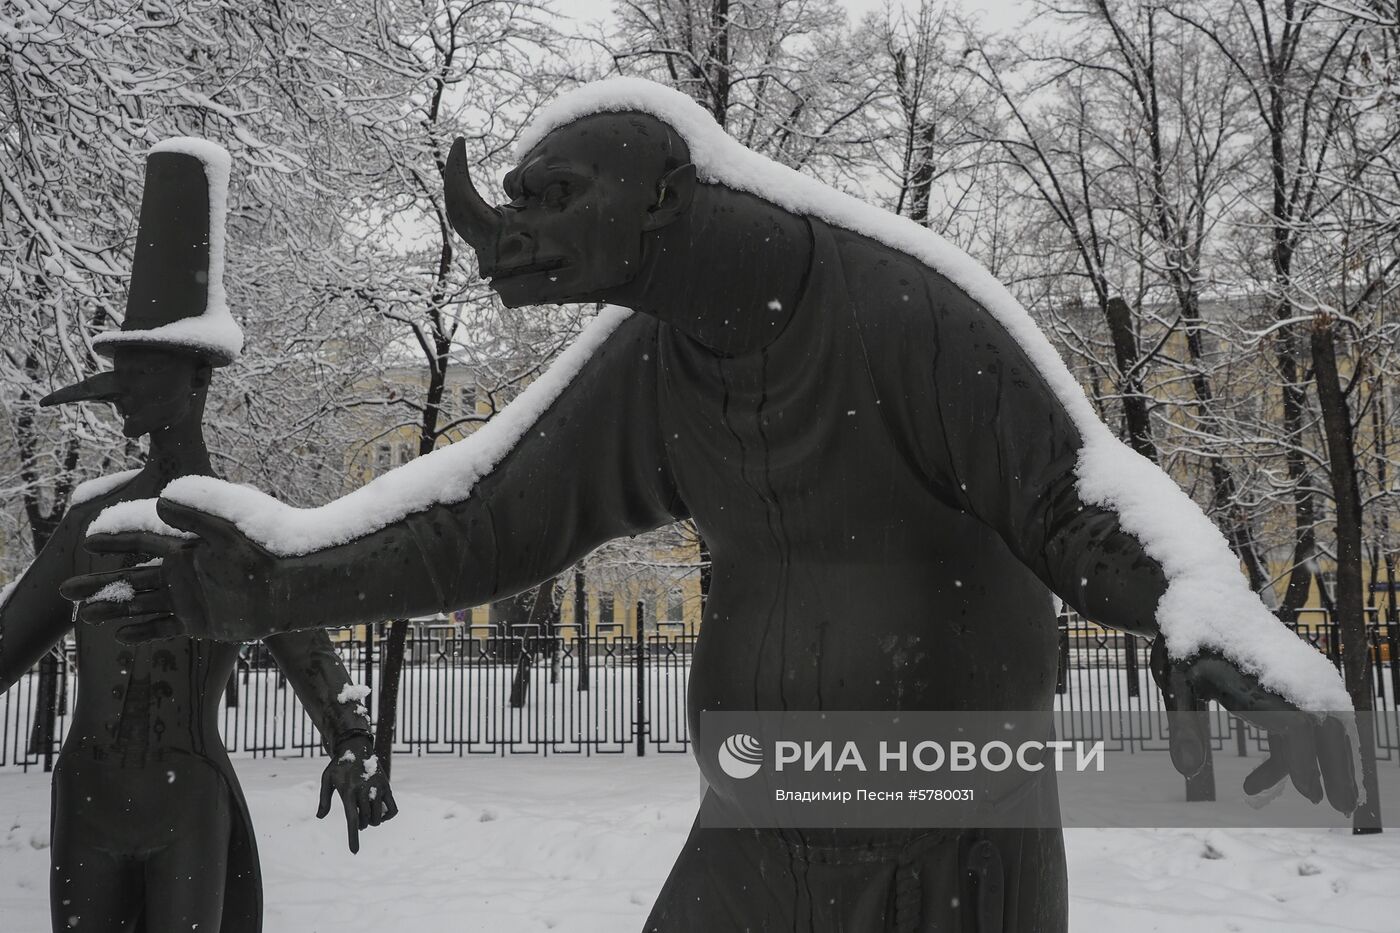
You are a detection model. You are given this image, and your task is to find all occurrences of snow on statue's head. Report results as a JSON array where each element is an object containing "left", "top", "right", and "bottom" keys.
[{"left": 446, "top": 104, "right": 698, "bottom": 309}]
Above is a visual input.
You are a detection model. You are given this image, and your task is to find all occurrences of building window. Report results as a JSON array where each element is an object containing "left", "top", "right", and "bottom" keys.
[
  {"left": 375, "top": 444, "right": 392, "bottom": 472},
  {"left": 397, "top": 442, "right": 414, "bottom": 464},
  {"left": 598, "top": 593, "right": 615, "bottom": 626},
  {"left": 667, "top": 587, "right": 684, "bottom": 622},
  {"left": 459, "top": 384, "right": 477, "bottom": 415}
]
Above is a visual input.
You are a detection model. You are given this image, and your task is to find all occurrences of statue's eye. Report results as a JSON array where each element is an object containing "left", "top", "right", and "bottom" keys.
[{"left": 540, "top": 180, "right": 569, "bottom": 207}]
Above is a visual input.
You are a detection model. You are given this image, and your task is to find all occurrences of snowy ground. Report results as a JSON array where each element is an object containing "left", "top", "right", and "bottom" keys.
[{"left": 2, "top": 753, "right": 1399, "bottom": 931}]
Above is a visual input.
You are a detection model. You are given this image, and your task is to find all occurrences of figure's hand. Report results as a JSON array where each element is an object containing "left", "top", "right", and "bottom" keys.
[
  {"left": 317, "top": 734, "right": 398, "bottom": 854},
  {"left": 1149, "top": 636, "right": 1358, "bottom": 815},
  {"left": 59, "top": 500, "right": 280, "bottom": 644}
]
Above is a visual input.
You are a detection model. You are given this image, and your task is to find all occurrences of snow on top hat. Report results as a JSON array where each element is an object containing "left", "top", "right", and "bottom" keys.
[{"left": 91, "top": 138, "right": 243, "bottom": 366}]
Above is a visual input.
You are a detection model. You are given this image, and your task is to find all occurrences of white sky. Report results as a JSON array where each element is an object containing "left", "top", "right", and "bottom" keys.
[{"left": 562, "top": 0, "right": 1031, "bottom": 36}]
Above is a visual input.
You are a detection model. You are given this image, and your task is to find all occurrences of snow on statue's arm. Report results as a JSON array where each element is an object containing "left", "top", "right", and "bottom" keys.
[{"left": 67, "top": 308, "right": 686, "bottom": 643}]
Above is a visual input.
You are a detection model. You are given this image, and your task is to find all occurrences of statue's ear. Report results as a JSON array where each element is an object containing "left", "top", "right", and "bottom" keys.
[{"left": 642, "top": 163, "right": 697, "bottom": 231}]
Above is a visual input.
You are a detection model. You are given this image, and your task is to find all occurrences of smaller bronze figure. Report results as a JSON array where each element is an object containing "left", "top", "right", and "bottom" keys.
[{"left": 0, "top": 141, "right": 396, "bottom": 933}]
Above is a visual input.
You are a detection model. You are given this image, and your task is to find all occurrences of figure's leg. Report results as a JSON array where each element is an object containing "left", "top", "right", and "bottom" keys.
[
  {"left": 50, "top": 768, "right": 142, "bottom": 932},
  {"left": 141, "top": 763, "right": 233, "bottom": 932}
]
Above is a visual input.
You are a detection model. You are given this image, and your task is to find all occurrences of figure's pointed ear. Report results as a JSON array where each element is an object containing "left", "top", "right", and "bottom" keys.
[{"left": 642, "top": 163, "right": 697, "bottom": 231}]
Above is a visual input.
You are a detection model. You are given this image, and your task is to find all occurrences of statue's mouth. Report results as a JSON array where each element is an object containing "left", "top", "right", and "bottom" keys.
[{"left": 489, "top": 257, "right": 568, "bottom": 282}]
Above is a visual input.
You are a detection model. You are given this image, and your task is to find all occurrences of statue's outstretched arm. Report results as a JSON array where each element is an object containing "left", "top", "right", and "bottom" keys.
[
  {"left": 66, "top": 312, "right": 685, "bottom": 643},
  {"left": 871, "top": 272, "right": 1356, "bottom": 811},
  {"left": 892, "top": 281, "right": 1167, "bottom": 637},
  {"left": 0, "top": 511, "right": 85, "bottom": 693}
]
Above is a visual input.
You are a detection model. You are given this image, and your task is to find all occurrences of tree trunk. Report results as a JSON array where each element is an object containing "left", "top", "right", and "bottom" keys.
[
  {"left": 1310, "top": 316, "right": 1381, "bottom": 833},
  {"left": 1103, "top": 297, "right": 1157, "bottom": 462},
  {"left": 575, "top": 568, "right": 590, "bottom": 692},
  {"left": 697, "top": 530, "right": 712, "bottom": 614},
  {"left": 1274, "top": 316, "right": 1321, "bottom": 625}
]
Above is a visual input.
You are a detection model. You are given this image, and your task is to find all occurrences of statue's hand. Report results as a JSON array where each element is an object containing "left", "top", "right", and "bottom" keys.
[
  {"left": 60, "top": 500, "right": 279, "bottom": 644},
  {"left": 1149, "top": 635, "right": 1358, "bottom": 815},
  {"left": 317, "top": 733, "right": 398, "bottom": 855}
]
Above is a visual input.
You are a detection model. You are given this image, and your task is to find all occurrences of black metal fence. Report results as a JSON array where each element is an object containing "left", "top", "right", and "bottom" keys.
[{"left": 4, "top": 613, "right": 1399, "bottom": 772}]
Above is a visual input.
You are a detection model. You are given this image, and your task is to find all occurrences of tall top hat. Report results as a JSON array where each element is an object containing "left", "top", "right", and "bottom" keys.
[{"left": 42, "top": 138, "right": 243, "bottom": 407}]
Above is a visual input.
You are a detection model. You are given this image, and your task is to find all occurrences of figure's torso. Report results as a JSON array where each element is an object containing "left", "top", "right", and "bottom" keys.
[
  {"left": 61, "top": 474, "right": 240, "bottom": 766},
  {"left": 655, "top": 222, "right": 1058, "bottom": 751}
]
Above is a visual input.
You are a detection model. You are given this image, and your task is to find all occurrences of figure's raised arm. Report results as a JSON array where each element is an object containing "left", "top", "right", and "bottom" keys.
[
  {"left": 65, "top": 308, "right": 685, "bottom": 644},
  {"left": 0, "top": 513, "right": 85, "bottom": 693}
]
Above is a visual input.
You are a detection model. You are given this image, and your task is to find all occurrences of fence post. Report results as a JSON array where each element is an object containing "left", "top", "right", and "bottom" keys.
[
  {"left": 636, "top": 601, "right": 646, "bottom": 757},
  {"left": 362, "top": 624, "right": 375, "bottom": 724},
  {"left": 1125, "top": 633, "right": 1140, "bottom": 698},
  {"left": 576, "top": 569, "right": 590, "bottom": 693},
  {"left": 1055, "top": 612, "right": 1069, "bottom": 695}
]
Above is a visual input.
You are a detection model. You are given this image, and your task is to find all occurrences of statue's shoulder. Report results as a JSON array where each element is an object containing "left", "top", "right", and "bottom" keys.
[
  {"left": 822, "top": 223, "right": 996, "bottom": 334},
  {"left": 70, "top": 468, "right": 145, "bottom": 512},
  {"left": 61, "top": 469, "right": 156, "bottom": 534}
]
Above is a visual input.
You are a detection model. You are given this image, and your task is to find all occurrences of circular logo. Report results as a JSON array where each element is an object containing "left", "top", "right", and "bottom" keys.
[{"left": 717, "top": 733, "right": 764, "bottom": 780}]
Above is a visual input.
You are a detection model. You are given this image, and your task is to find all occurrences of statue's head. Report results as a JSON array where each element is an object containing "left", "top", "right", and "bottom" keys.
[
  {"left": 446, "top": 112, "right": 697, "bottom": 308},
  {"left": 108, "top": 346, "right": 212, "bottom": 438},
  {"left": 41, "top": 346, "right": 212, "bottom": 438}
]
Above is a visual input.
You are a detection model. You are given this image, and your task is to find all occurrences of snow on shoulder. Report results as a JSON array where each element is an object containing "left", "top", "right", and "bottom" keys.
[
  {"left": 519, "top": 78, "right": 1349, "bottom": 712},
  {"left": 148, "top": 305, "right": 632, "bottom": 556},
  {"left": 92, "top": 137, "right": 244, "bottom": 365},
  {"left": 70, "top": 469, "right": 142, "bottom": 507},
  {"left": 0, "top": 578, "right": 19, "bottom": 613}
]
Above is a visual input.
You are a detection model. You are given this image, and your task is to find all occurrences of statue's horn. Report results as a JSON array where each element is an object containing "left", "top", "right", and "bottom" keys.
[
  {"left": 444, "top": 137, "right": 503, "bottom": 253},
  {"left": 40, "top": 371, "right": 122, "bottom": 407}
]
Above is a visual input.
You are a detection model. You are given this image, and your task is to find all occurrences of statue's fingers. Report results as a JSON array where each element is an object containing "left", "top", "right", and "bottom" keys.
[
  {"left": 1286, "top": 723, "right": 1324, "bottom": 804},
  {"left": 1163, "top": 671, "right": 1207, "bottom": 777},
  {"left": 317, "top": 768, "right": 334, "bottom": 820},
  {"left": 84, "top": 530, "right": 187, "bottom": 559},
  {"left": 157, "top": 500, "right": 256, "bottom": 551},
  {"left": 363, "top": 785, "right": 385, "bottom": 827},
  {"left": 381, "top": 786, "right": 399, "bottom": 822},
  {"left": 354, "top": 784, "right": 375, "bottom": 828},
  {"left": 77, "top": 591, "right": 173, "bottom": 624},
  {"left": 1242, "top": 738, "right": 1290, "bottom": 797},
  {"left": 1150, "top": 638, "right": 1207, "bottom": 775},
  {"left": 1318, "top": 716, "right": 1359, "bottom": 815},
  {"left": 60, "top": 566, "right": 163, "bottom": 602},
  {"left": 342, "top": 792, "right": 361, "bottom": 854},
  {"left": 113, "top": 616, "right": 184, "bottom": 644}
]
